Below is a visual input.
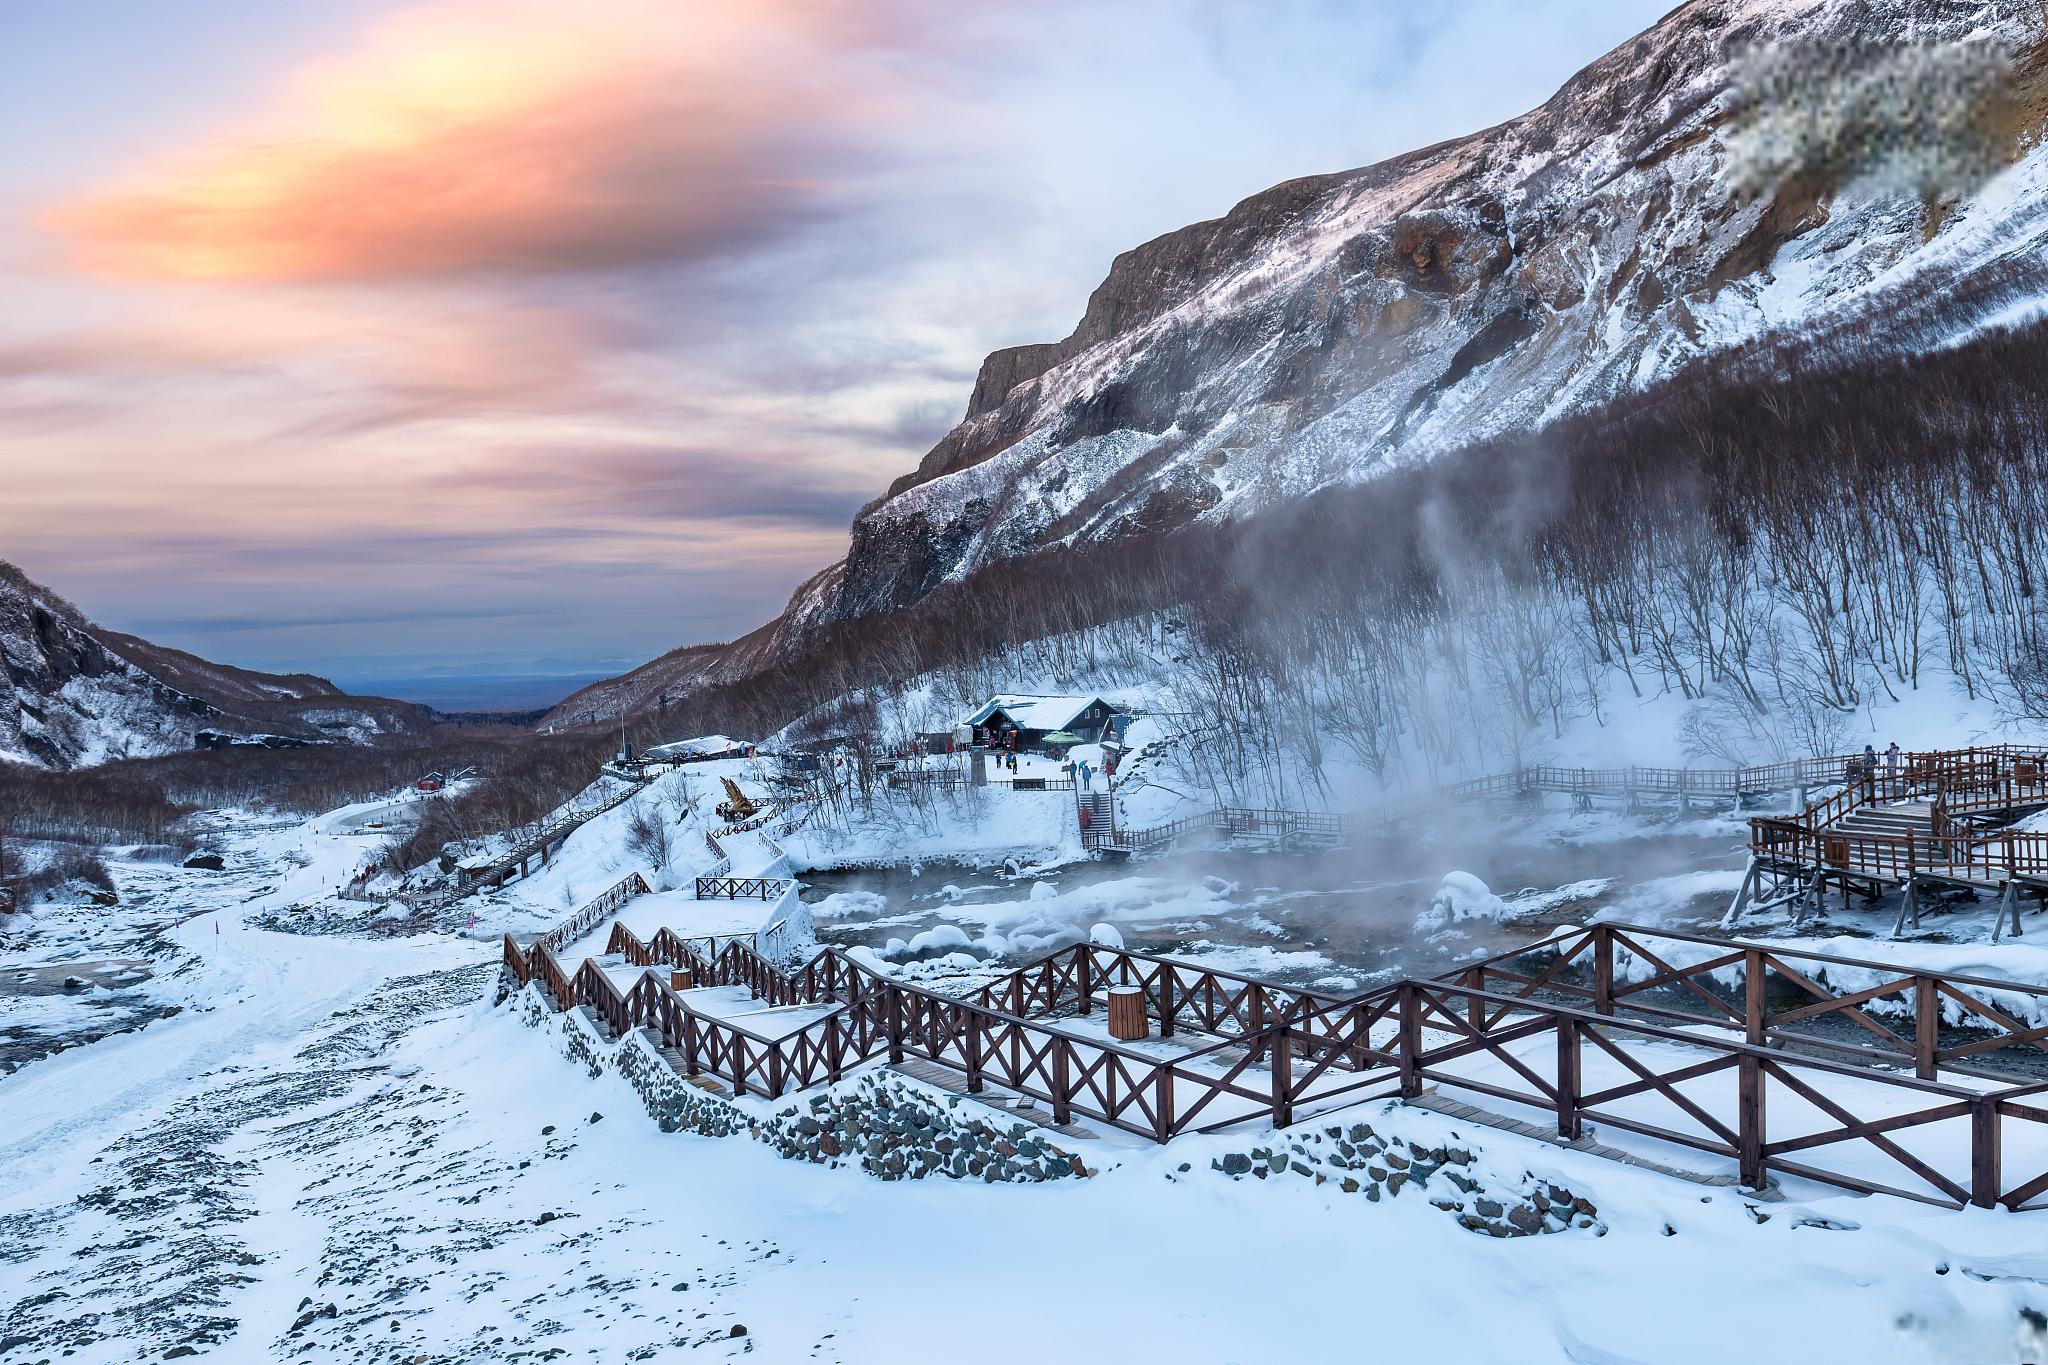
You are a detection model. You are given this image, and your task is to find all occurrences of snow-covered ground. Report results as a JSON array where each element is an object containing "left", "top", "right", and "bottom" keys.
[{"left": 7, "top": 782, "right": 2048, "bottom": 1361}]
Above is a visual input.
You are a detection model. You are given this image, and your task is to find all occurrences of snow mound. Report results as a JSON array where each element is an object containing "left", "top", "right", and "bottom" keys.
[{"left": 1423, "top": 872, "right": 1510, "bottom": 927}]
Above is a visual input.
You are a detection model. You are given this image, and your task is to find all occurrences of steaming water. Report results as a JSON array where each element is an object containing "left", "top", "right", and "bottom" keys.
[{"left": 801, "top": 817, "right": 1751, "bottom": 995}]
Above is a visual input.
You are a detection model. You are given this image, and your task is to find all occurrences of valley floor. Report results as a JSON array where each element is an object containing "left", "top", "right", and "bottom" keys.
[{"left": 4, "top": 800, "right": 2048, "bottom": 1364}]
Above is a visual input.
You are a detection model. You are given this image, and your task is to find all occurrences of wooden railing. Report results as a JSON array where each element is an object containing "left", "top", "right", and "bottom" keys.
[
  {"left": 505, "top": 900, "right": 2048, "bottom": 1209},
  {"left": 694, "top": 875, "right": 793, "bottom": 901},
  {"left": 1101, "top": 753, "right": 1873, "bottom": 857},
  {"left": 533, "top": 871, "right": 650, "bottom": 957},
  {"left": 434, "top": 776, "right": 653, "bottom": 907},
  {"left": 1376, "top": 974, "right": 2047, "bottom": 1210},
  {"left": 1112, "top": 805, "right": 1349, "bottom": 854},
  {"left": 1746, "top": 746, "right": 2048, "bottom": 886},
  {"left": 1443, "top": 923, "right": 2048, "bottom": 1083}
]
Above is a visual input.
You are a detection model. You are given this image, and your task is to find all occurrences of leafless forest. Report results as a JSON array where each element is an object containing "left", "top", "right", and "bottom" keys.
[{"left": 644, "top": 315, "right": 2048, "bottom": 802}]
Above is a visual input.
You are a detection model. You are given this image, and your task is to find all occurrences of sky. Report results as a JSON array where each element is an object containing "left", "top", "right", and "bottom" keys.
[{"left": 0, "top": 0, "right": 1675, "bottom": 683}]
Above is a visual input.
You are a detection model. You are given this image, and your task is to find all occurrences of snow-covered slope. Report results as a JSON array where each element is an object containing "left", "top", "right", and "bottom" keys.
[
  {"left": 809, "top": 0, "right": 2045, "bottom": 622},
  {"left": 0, "top": 561, "right": 427, "bottom": 769}
]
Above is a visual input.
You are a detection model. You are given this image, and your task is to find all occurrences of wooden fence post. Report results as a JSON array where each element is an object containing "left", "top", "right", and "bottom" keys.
[
  {"left": 1271, "top": 1025, "right": 1294, "bottom": 1129},
  {"left": 1914, "top": 977, "right": 1938, "bottom": 1080},
  {"left": 1158, "top": 971, "right": 1175, "bottom": 1038},
  {"left": 1972, "top": 1097, "right": 2002, "bottom": 1210},
  {"left": 1052, "top": 1041, "right": 1072, "bottom": 1125},
  {"left": 1744, "top": 949, "right": 1767, "bottom": 1045},
  {"left": 1154, "top": 1068, "right": 1174, "bottom": 1143},
  {"left": 1398, "top": 983, "right": 1423, "bottom": 1099},
  {"left": 965, "top": 1013, "right": 983, "bottom": 1094},
  {"left": 1594, "top": 926, "right": 1615, "bottom": 1017},
  {"left": 1076, "top": 950, "right": 1093, "bottom": 1015},
  {"left": 1555, "top": 1017, "right": 1580, "bottom": 1140},
  {"left": 1248, "top": 986, "right": 1268, "bottom": 1063},
  {"left": 887, "top": 986, "right": 904, "bottom": 1064},
  {"left": 1738, "top": 1051, "right": 1765, "bottom": 1191}
]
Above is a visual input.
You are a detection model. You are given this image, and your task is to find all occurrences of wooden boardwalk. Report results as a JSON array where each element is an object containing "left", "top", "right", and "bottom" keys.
[
  {"left": 506, "top": 878, "right": 2048, "bottom": 1209},
  {"left": 1084, "top": 753, "right": 1876, "bottom": 856},
  {"left": 1733, "top": 746, "right": 2048, "bottom": 937}
]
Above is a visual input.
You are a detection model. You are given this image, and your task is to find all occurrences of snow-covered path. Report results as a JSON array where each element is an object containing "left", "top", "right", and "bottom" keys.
[
  {"left": 0, "top": 797, "right": 472, "bottom": 1206},
  {"left": 6, "top": 802, "right": 2048, "bottom": 1362}
]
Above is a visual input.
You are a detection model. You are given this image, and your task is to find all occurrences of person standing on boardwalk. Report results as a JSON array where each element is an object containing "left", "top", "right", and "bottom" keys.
[{"left": 1885, "top": 741, "right": 1901, "bottom": 775}]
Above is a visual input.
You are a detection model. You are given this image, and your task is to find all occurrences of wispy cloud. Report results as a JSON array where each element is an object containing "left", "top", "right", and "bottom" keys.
[{"left": 47, "top": 0, "right": 912, "bottom": 283}]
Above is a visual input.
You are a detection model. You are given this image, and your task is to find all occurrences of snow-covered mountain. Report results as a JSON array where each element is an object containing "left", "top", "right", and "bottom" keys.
[
  {"left": 551, "top": 0, "right": 2048, "bottom": 726},
  {"left": 817, "top": 0, "right": 2045, "bottom": 624},
  {"left": 0, "top": 561, "right": 426, "bottom": 769}
]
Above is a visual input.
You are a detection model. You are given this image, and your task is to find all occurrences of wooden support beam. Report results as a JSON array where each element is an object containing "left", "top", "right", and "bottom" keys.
[
  {"left": 1272, "top": 1027, "right": 1294, "bottom": 1130},
  {"left": 1744, "top": 948, "right": 1766, "bottom": 1046},
  {"left": 1994, "top": 880, "right": 2021, "bottom": 943},
  {"left": 1556, "top": 1019, "right": 1581, "bottom": 1140},
  {"left": 1738, "top": 1051, "right": 1766, "bottom": 1191},
  {"left": 1914, "top": 977, "right": 1938, "bottom": 1080},
  {"left": 1973, "top": 1097, "right": 2002, "bottom": 1210},
  {"left": 1398, "top": 982, "right": 1422, "bottom": 1099}
]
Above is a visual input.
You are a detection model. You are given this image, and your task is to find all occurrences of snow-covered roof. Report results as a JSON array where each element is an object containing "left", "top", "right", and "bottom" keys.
[
  {"left": 962, "top": 695, "right": 1111, "bottom": 731},
  {"left": 646, "top": 734, "right": 750, "bottom": 758}
]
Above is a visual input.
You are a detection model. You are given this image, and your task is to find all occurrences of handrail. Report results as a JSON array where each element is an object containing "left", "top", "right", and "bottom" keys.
[
  {"left": 504, "top": 894, "right": 2048, "bottom": 1207},
  {"left": 1458, "top": 921, "right": 2048, "bottom": 1003}
]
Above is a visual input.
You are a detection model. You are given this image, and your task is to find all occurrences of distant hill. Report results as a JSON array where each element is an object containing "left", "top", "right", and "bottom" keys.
[{"left": 0, "top": 560, "right": 428, "bottom": 769}]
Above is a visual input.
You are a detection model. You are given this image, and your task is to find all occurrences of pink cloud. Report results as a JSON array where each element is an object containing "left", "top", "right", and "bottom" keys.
[{"left": 46, "top": 0, "right": 912, "bottom": 282}]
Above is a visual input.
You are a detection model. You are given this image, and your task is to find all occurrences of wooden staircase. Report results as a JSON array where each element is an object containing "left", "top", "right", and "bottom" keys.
[
  {"left": 1077, "top": 792, "right": 1122, "bottom": 851},
  {"left": 1832, "top": 799, "right": 1935, "bottom": 841}
]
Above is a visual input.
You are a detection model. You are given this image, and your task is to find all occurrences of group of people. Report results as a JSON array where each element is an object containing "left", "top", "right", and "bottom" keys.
[
  {"left": 1060, "top": 757, "right": 1095, "bottom": 790},
  {"left": 1858, "top": 740, "right": 1905, "bottom": 777}
]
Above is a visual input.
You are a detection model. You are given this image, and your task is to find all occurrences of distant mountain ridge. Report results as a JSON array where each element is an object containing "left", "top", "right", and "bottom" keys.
[
  {"left": 547, "top": 0, "right": 2048, "bottom": 729},
  {"left": 0, "top": 561, "right": 426, "bottom": 769}
]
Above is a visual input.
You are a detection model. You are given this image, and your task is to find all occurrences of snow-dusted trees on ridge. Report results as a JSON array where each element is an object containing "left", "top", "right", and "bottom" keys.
[{"left": 640, "top": 316, "right": 2048, "bottom": 800}]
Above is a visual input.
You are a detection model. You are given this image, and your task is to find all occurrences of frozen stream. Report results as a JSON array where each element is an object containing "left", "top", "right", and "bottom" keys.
[{"left": 802, "top": 808, "right": 1755, "bottom": 993}]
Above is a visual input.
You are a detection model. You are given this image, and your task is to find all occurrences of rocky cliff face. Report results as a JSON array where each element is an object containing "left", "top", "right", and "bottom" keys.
[
  {"left": 0, "top": 562, "right": 425, "bottom": 769},
  {"left": 552, "top": 0, "right": 2048, "bottom": 727},
  {"left": 813, "top": 0, "right": 2048, "bottom": 623}
]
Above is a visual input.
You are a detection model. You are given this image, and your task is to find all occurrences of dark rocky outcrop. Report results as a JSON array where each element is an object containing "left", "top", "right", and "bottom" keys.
[{"left": 0, "top": 560, "right": 427, "bottom": 770}]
